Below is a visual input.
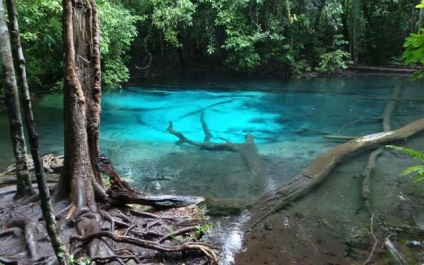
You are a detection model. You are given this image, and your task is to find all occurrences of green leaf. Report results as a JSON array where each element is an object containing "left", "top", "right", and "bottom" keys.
[
  {"left": 400, "top": 165, "right": 424, "bottom": 176},
  {"left": 386, "top": 145, "right": 424, "bottom": 161}
]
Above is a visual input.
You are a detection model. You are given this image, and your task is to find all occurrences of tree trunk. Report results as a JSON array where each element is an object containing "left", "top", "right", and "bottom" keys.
[
  {"left": 54, "top": 0, "right": 103, "bottom": 215},
  {"left": 5, "top": 0, "right": 69, "bottom": 262},
  {"left": 0, "top": 0, "right": 33, "bottom": 199}
]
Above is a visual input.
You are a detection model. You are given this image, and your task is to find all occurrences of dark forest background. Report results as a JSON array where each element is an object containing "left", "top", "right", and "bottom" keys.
[{"left": 3, "top": 0, "right": 424, "bottom": 89}]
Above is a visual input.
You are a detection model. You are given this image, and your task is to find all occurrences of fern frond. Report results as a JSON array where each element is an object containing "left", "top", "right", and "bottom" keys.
[
  {"left": 400, "top": 165, "right": 424, "bottom": 176},
  {"left": 386, "top": 145, "right": 424, "bottom": 161}
]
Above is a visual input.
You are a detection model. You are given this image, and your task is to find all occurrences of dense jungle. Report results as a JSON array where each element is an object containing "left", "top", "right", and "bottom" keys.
[{"left": 1, "top": 0, "right": 424, "bottom": 264}]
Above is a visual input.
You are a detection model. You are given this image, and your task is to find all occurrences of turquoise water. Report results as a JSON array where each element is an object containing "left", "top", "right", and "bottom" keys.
[{"left": 1, "top": 76, "right": 423, "bottom": 198}]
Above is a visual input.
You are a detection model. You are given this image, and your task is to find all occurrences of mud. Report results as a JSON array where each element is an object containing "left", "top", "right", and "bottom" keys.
[{"left": 236, "top": 138, "right": 424, "bottom": 265}]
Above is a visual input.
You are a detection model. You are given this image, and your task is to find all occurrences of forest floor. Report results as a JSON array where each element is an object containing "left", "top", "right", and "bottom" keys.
[{"left": 0, "top": 170, "right": 220, "bottom": 265}]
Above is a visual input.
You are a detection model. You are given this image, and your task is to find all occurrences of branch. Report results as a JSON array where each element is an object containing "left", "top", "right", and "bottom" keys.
[{"left": 167, "top": 121, "right": 239, "bottom": 151}]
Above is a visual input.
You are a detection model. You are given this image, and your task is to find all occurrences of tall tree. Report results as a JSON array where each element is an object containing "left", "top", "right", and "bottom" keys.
[
  {"left": 0, "top": 0, "right": 33, "bottom": 199},
  {"left": 53, "top": 0, "right": 105, "bottom": 215},
  {"left": 5, "top": 0, "right": 69, "bottom": 262}
]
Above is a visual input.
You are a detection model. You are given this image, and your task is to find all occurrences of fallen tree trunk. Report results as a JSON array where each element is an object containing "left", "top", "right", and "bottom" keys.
[
  {"left": 168, "top": 120, "right": 269, "bottom": 192},
  {"left": 348, "top": 64, "right": 418, "bottom": 74},
  {"left": 347, "top": 65, "right": 417, "bottom": 74},
  {"left": 248, "top": 117, "right": 424, "bottom": 229}
]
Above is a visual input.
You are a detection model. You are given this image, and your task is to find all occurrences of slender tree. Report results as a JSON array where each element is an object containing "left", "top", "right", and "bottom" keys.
[
  {"left": 0, "top": 0, "right": 33, "bottom": 199},
  {"left": 5, "top": 0, "right": 69, "bottom": 262},
  {"left": 53, "top": 0, "right": 105, "bottom": 216}
]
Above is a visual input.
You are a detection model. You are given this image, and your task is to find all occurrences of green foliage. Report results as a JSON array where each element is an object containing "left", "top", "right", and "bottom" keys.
[
  {"left": 10, "top": 0, "right": 422, "bottom": 81},
  {"left": 315, "top": 34, "right": 350, "bottom": 74},
  {"left": 15, "top": 0, "right": 62, "bottom": 86},
  {"left": 403, "top": 30, "right": 424, "bottom": 65},
  {"left": 199, "top": 0, "right": 265, "bottom": 70},
  {"left": 403, "top": 29, "right": 424, "bottom": 79},
  {"left": 316, "top": 49, "right": 350, "bottom": 74},
  {"left": 194, "top": 223, "right": 214, "bottom": 240},
  {"left": 402, "top": 1, "right": 424, "bottom": 79},
  {"left": 97, "top": 0, "right": 141, "bottom": 87},
  {"left": 66, "top": 254, "right": 91, "bottom": 265},
  {"left": 386, "top": 145, "right": 424, "bottom": 183},
  {"left": 14, "top": 0, "right": 139, "bottom": 88},
  {"left": 151, "top": 0, "right": 196, "bottom": 47}
]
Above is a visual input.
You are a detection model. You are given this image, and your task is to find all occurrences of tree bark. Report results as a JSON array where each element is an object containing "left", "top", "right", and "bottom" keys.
[
  {"left": 248, "top": 117, "right": 424, "bottom": 228},
  {"left": 54, "top": 0, "right": 103, "bottom": 215},
  {"left": 0, "top": 0, "right": 33, "bottom": 199},
  {"left": 5, "top": 0, "right": 69, "bottom": 262}
]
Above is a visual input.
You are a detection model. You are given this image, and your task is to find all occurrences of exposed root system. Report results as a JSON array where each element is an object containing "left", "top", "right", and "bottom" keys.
[{"left": 0, "top": 156, "right": 218, "bottom": 264}]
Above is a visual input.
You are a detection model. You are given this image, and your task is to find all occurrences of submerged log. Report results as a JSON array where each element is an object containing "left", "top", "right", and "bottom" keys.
[
  {"left": 168, "top": 120, "right": 269, "bottom": 193},
  {"left": 96, "top": 155, "right": 204, "bottom": 208},
  {"left": 248, "top": 117, "right": 424, "bottom": 229}
]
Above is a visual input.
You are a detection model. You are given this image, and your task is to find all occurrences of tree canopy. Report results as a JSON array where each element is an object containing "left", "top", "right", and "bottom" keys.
[{"left": 3, "top": 0, "right": 422, "bottom": 88}]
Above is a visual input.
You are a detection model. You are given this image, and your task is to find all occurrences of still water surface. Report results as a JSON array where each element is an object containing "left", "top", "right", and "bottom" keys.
[{"left": 0, "top": 75, "right": 423, "bottom": 199}]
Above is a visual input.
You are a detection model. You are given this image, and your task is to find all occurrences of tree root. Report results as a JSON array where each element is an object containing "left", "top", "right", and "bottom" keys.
[
  {"left": 2, "top": 217, "right": 39, "bottom": 261},
  {"left": 71, "top": 230, "right": 218, "bottom": 264},
  {"left": 62, "top": 201, "right": 217, "bottom": 264},
  {"left": 361, "top": 81, "right": 401, "bottom": 264}
]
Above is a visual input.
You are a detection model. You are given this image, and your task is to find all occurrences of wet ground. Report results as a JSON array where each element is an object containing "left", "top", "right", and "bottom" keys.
[{"left": 236, "top": 135, "right": 424, "bottom": 264}]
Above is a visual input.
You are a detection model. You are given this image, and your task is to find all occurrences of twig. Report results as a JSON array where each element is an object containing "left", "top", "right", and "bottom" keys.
[
  {"left": 158, "top": 226, "right": 198, "bottom": 243},
  {"left": 362, "top": 213, "right": 379, "bottom": 265}
]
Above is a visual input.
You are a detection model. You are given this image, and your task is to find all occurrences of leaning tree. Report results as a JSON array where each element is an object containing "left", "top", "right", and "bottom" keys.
[
  {"left": 0, "top": 0, "right": 33, "bottom": 199},
  {"left": 53, "top": 0, "right": 106, "bottom": 215}
]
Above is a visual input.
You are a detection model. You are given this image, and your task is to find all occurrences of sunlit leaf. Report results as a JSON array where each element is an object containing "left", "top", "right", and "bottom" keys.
[{"left": 387, "top": 145, "right": 424, "bottom": 161}]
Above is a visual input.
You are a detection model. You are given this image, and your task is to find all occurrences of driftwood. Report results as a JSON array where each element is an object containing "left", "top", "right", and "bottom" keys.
[
  {"left": 0, "top": 154, "right": 64, "bottom": 178},
  {"left": 248, "top": 117, "right": 424, "bottom": 229},
  {"left": 168, "top": 119, "right": 269, "bottom": 193},
  {"left": 96, "top": 155, "right": 204, "bottom": 208},
  {"left": 167, "top": 121, "right": 238, "bottom": 151}
]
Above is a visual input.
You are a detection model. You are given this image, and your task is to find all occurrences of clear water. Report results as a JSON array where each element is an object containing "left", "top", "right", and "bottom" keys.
[{"left": 1, "top": 75, "right": 423, "bottom": 200}]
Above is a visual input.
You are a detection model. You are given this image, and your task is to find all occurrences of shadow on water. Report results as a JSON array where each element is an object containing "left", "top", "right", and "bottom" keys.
[{"left": 1, "top": 75, "right": 424, "bottom": 263}]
